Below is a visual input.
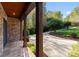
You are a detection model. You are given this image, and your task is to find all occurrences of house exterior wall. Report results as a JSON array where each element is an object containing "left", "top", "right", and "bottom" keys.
[
  {"left": 0, "top": 3, "right": 22, "bottom": 56},
  {"left": 7, "top": 17, "right": 20, "bottom": 42},
  {"left": 0, "top": 3, "right": 7, "bottom": 56}
]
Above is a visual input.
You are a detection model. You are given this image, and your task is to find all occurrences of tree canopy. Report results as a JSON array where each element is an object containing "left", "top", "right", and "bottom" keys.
[
  {"left": 47, "top": 11, "right": 63, "bottom": 20},
  {"left": 64, "top": 6, "right": 79, "bottom": 23}
]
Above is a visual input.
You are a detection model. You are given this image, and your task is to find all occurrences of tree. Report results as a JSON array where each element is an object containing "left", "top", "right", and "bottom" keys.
[
  {"left": 43, "top": 2, "right": 47, "bottom": 26},
  {"left": 27, "top": 8, "right": 36, "bottom": 34},
  {"left": 47, "top": 11, "right": 63, "bottom": 20},
  {"left": 52, "top": 11, "right": 63, "bottom": 20},
  {"left": 47, "top": 18, "right": 64, "bottom": 32},
  {"left": 44, "top": 11, "right": 63, "bottom": 32},
  {"left": 64, "top": 6, "right": 79, "bottom": 23},
  {"left": 64, "top": 15, "right": 70, "bottom": 22},
  {"left": 64, "top": 22, "right": 71, "bottom": 29}
]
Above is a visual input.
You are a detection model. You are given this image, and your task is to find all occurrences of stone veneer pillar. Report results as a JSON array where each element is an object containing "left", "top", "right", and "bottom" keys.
[
  {"left": 0, "top": 3, "right": 7, "bottom": 56},
  {"left": 0, "top": 17, "right": 3, "bottom": 56},
  {"left": 7, "top": 17, "right": 20, "bottom": 42}
]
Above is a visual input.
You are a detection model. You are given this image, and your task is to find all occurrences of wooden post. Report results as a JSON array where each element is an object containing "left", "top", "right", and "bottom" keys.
[
  {"left": 20, "top": 20, "right": 23, "bottom": 40},
  {"left": 23, "top": 15, "right": 27, "bottom": 47},
  {"left": 36, "top": 2, "right": 43, "bottom": 57}
]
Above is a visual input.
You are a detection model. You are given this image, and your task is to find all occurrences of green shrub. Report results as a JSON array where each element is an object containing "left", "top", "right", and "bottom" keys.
[
  {"left": 64, "top": 34, "right": 71, "bottom": 37},
  {"left": 70, "top": 32, "right": 77, "bottom": 38},
  {"left": 29, "top": 28, "right": 35, "bottom": 35},
  {"left": 43, "top": 25, "right": 50, "bottom": 32},
  {"left": 68, "top": 43, "right": 79, "bottom": 57},
  {"left": 64, "top": 22, "right": 71, "bottom": 29},
  {"left": 27, "top": 43, "right": 36, "bottom": 53},
  {"left": 47, "top": 18, "right": 64, "bottom": 32}
]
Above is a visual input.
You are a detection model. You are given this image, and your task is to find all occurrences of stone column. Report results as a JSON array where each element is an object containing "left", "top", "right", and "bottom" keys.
[{"left": 0, "top": 17, "right": 3, "bottom": 56}]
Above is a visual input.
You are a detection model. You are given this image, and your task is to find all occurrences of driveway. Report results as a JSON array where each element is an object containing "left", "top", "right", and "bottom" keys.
[{"left": 29, "top": 32, "right": 78, "bottom": 57}]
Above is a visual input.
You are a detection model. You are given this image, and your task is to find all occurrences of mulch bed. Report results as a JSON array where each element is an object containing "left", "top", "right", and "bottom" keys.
[{"left": 49, "top": 32, "right": 79, "bottom": 41}]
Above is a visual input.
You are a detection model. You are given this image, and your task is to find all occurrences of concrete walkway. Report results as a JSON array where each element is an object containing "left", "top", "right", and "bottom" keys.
[
  {"left": 29, "top": 32, "right": 78, "bottom": 57},
  {"left": 2, "top": 41, "right": 29, "bottom": 57}
]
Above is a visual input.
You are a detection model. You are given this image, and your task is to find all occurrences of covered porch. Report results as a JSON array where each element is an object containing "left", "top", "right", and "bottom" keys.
[{"left": 0, "top": 2, "right": 44, "bottom": 57}]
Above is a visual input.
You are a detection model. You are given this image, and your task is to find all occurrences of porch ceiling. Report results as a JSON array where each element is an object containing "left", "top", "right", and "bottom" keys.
[{"left": 1, "top": 2, "right": 31, "bottom": 19}]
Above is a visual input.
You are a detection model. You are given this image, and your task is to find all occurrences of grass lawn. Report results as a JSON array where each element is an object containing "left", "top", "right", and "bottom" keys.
[
  {"left": 27, "top": 42, "right": 36, "bottom": 54},
  {"left": 68, "top": 43, "right": 79, "bottom": 57},
  {"left": 56, "top": 26, "right": 79, "bottom": 38}
]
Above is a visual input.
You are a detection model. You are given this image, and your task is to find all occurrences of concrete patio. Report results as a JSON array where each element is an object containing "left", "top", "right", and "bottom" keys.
[
  {"left": 29, "top": 32, "right": 78, "bottom": 57},
  {"left": 2, "top": 41, "right": 29, "bottom": 57},
  {"left": 2, "top": 32, "right": 78, "bottom": 57}
]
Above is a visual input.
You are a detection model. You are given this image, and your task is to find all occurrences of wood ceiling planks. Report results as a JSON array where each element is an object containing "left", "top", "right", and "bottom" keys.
[{"left": 1, "top": 2, "right": 30, "bottom": 19}]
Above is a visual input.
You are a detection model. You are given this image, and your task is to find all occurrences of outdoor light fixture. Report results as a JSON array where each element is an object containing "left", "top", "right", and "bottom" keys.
[{"left": 13, "top": 12, "right": 15, "bottom": 15}]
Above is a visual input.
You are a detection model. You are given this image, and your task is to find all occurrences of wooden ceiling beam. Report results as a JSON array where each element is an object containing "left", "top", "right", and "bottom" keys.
[
  {"left": 25, "top": 2, "right": 35, "bottom": 16},
  {"left": 21, "top": 2, "right": 35, "bottom": 20}
]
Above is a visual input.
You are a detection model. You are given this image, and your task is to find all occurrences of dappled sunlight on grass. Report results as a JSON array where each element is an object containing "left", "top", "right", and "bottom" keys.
[
  {"left": 27, "top": 42, "right": 36, "bottom": 54},
  {"left": 68, "top": 43, "right": 79, "bottom": 57},
  {"left": 56, "top": 27, "right": 79, "bottom": 37}
]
